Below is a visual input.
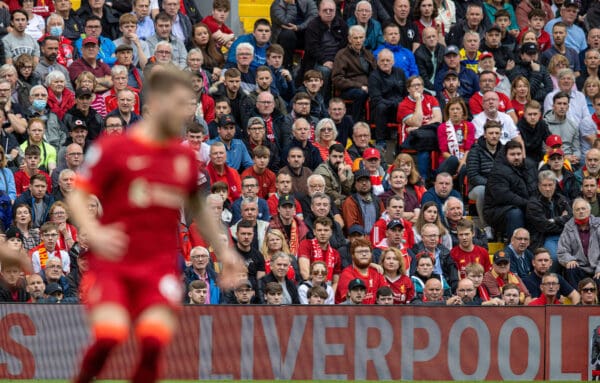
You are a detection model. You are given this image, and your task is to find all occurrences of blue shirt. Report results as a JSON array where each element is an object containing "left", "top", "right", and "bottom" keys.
[
  {"left": 208, "top": 137, "right": 254, "bottom": 171},
  {"left": 134, "top": 14, "right": 155, "bottom": 41},
  {"left": 231, "top": 197, "right": 271, "bottom": 224},
  {"left": 421, "top": 188, "right": 462, "bottom": 217},
  {"left": 544, "top": 18, "right": 587, "bottom": 53},
  {"left": 373, "top": 42, "right": 418, "bottom": 77},
  {"left": 226, "top": 34, "right": 270, "bottom": 71},
  {"left": 74, "top": 35, "right": 116, "bottom": 66}
]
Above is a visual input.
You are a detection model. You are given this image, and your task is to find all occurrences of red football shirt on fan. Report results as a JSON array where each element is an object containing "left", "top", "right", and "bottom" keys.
[
  {"left": 469, "top": 92, "right": 514, "bottom": 116},
  {"left": 335, "top": 265, "right": 386, "bottom": 304},
  {"left": 397, "top": 95, "right": 440, "bottom": 144},
  {"left": 77, "top": 133, "right": 198, "bottom": 275},
  {"left": 450, "top": 245, "right": 492, "bottom": 279},
  {"left": 297, "top": 238, "right": 342, "bottom": 281}
]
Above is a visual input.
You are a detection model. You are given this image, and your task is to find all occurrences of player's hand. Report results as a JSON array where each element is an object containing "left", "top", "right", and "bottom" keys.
[
  {"left": 87, "top": 223, "right": 129, "bottom": 261},
  {"left": 217, "top": 248, "right": 246, "bottom": 289}
]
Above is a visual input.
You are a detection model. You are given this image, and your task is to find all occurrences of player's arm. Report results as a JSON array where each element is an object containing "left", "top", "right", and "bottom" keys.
[
  {"left": 187, "top": 191, "right": 244, "bottom": 289},
  {"left": 0, "top": 245, "right": 32, "bottom": 274},
  {"left": 66, "top": 188, "right": 128, "bottom": 260}
]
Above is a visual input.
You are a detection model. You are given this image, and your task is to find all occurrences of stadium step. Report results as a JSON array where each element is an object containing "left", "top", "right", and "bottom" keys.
[{"left": 238, "top": 0, "right": 271, "bottom": 33}]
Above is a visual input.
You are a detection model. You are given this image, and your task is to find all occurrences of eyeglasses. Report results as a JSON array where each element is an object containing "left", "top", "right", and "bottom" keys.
[
  {"left": 243, "top": 184, "right": 258, "bottom": 188},
  {"left": 582, "top": 287, "right": 597, "bottom": 293},
  {"left": 67, "top": 152, "right": 83, "bottom": 157},
  {"left": 191, "top": 254, "right": 209, "bottom": 259},
  {"left": 321, "top": 127, "right": 334, "bottom": 132},
  {"left": 321, "top": 8, "right": 335, "bottom": 12}
]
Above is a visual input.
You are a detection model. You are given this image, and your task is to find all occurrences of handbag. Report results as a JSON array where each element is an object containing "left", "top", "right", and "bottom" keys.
[{"left": 407, "top": 122, "right": 440, "bottom": 151}]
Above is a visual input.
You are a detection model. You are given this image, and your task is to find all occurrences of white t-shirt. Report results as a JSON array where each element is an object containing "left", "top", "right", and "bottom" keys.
[{"left": 472, "top": 111, "right": 520, "bottom": 144}]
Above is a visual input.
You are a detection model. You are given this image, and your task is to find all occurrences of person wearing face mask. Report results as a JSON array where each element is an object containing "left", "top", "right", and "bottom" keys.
[
  {"left": 25, "top": 85, "right": 64, "bottom": 150},
  {"left": 38, "top": 14, "right": 73, "bottom": 68}
]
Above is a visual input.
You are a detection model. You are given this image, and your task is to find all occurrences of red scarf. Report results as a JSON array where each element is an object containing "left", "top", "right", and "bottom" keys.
[
  {"left": 47, "top": 88, "right": 75, "bottom": 120},
  {"left": 310, "top": 239, "right": 335, "bottom": 281},
  {"left": 264, "top": 116, "right": 275, "bottom": 142},
  {"left": 575, "top": 217, "right": 590, "bottom": 226},
  {"left": 478, "top": 285, "right": 490, "bottom": 301}
]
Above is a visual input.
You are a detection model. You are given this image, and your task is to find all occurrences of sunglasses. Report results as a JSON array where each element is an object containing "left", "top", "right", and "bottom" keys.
[
  {"left": 312, "top": 270, "right": 327, "bottom": 276},
  {"left": 582, "top": 288, "right": 597, "bottom": 293}
]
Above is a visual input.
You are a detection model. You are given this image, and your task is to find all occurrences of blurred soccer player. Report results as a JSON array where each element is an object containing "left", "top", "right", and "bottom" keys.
[{"left": 68, "top": 68, "right": 243, "bottom": 383}]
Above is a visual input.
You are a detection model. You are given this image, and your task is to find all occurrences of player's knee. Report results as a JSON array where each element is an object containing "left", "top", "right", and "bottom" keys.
[
  {"left": 92, "top": 322, "right": 129, "bottom": 344},
  {"left": 134, "top": 320, "right": 173, "bottom": 347}
]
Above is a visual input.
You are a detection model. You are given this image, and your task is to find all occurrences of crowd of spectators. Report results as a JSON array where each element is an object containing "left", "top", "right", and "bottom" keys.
[{"left": 0, "top": 0, "right": 599, "bottom": 306}]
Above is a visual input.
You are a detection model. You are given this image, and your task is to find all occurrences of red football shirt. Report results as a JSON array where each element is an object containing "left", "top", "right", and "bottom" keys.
[
  {"left": 450, "top": 245, "right": 492, "bottom": 279},
  {"left": 397, "top": 94, "right": 440, "bottom": 144},
  {"left": 77, "top": 134, "right": 198, "bottom": 274},
  {"left": 335, "top": 266, "right": 387, "bottom": 304},
  {"left": 297, "top": 238, "right": 342, "bottom": 281},
  {"left": 469, "top": 92, "right": 514, "bottom": 116}
]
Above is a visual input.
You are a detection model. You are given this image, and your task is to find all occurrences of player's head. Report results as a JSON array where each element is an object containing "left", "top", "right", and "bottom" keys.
[{"left": 145, "top": 68, "right": 195, "bottom": 138}]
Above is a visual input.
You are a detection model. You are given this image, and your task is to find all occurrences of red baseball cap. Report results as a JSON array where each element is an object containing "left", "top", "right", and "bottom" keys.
[
  {"left": 545, "top": 135, "right": 563, "bottom": 147},
  {"left": 363, "top": 147, "right": 380, "bottom": 160},
  {"left": 480, "top": 51, "right": 494, "bottom": 60},
  {"left": 82, "top": 36, "right": 99, "bottom": 45},
  {"left": 548, "top": 148, "right": 564, "bottom": 157}
]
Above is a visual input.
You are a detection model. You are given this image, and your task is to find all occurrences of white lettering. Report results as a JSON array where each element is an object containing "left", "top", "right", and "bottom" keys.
[
  {"left": 549, "top": 315, "right": 581, "bottom": 381},
  {"left": 313, "top": 315, "right": 347, "bottom": 380},
  {"left": 262, "top": 315, "right": 307, "bottom": 379}
]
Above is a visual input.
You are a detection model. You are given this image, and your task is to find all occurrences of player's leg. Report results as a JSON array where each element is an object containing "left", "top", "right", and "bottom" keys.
[
  {"left": 73, "top": 303, "right": 130, "bottom": 383},
  {"left": 131, "top": 304, "right": 177, "bottom": 383}
]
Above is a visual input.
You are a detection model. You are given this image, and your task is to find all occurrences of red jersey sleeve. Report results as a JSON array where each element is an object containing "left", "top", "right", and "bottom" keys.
[
  {"left": 465, "top": 121, "right": 476, "bottom": 151},
  {"left": 297, "top": 239, "right": 312, "bottom": 260},
  {"left": 469, "top": 94, "right": 483, "bottom": 116},
  {"left": 397, "top": 98, "right": 415, "bottom": 123},
  {"left": 437, "top": 122, "right": 451, "bottom": 153},
  {"left": 332, "top": 249, "right": 342, "bottom": 275},
  {"left": 76, "top": 137, "right": 119, "bottom": 196}
]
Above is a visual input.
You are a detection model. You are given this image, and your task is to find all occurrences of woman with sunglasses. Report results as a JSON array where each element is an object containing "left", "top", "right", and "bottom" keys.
[
  {"left": 297, "top": 261, "right": 334, "bottom": 304},
  {"left": 578, "top": 278, "right": 598, "bottom": 305}
]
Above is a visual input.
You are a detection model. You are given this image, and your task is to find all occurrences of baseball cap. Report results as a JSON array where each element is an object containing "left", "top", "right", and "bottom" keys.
[
  {"left": 219, "top": 114, "right": 236, "bottom": 127},
  {"left": 115, "top": 44, "right": 133, "bottom": 53},
  {"left": 4, "top": 227, "right": 22, "bottom": 241},
  {"left": 521, "top": 42, "right": 538, "bottom": 55},
  {"left": 563, "top": 0, "right": 579, "bottom": 7},
  {"left": 493, "top": 250, "right": 510, "bottom": 265},
  {"left": 278, "top": 194, "right": 295, "bottom": 207},
  {"left": 443, "top": 70, "right": 459, "bottom": 80},
  {"left": 45, "top": 283, "right": 63, "bottom": 295},
  {"left": 546, "top": 134, "right": 563, "bottom": 147},
  {"left": 354, "top": 169, "right": 371, "bottom": 181},
  {"left": 363, "top": 147, "right": 380, "bottom": 160},
  {"left": 548, "top": 148, "right": 564, "bottom": 157},
  {"left": 348, "top": 278, "right": 366, "bottom": 290},
  {"left": 69, "top": 118, "right": 88, "bottom": 131},
  {"left": 387, "top": 219, "right": 404, "bottom": 230},
  {"left": 82, "top": 36, "right": 98, "bottom": 46},
  {"left": 479, "top": 51, "right": 494, "bottom": 60},
  {"left": 247, "top": 116, "right": 265, "bottom": 128},
  {"left": 236, "top": 280, "right": 253, "bottom": 290},
  {"left": 348, "top": 224, "right": 365, "bottom": 235},
  {"left": 75, "top": 88, "right": 93, "bottom": 98},
  {"left": 486, "top": 24, "right": 502, "bottom": 34},
  {"left": 444, "top": 45, "right": 459, "bottom": 56}
]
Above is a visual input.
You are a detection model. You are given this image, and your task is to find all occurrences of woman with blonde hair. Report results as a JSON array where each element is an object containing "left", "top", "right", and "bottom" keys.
[
  {"left": 74, "top": 71, "right": 106, "bottom": 117},
  {"left": 380, "top": 247, "right": 414, "bottom": 304},
  {"left": 413, "top": 201, "right": 452, "bottom": 249},
  {"left": 510, "top": 76, "right": 531, "bottom": 120},
  {"left": 583, "top": 77, "right": 600, "bottom": 114},
  {"left": 260, "top": 229, "right": 300, "bottom": 282},
  {"left": 547, "top": 54, "right": 571, "bottom": 91},
  {"left": 48, "top": 201, "right": 77, "bottom": 251},
  {"left": 385, "top": 153, "right": 426, "bottom": 202}
]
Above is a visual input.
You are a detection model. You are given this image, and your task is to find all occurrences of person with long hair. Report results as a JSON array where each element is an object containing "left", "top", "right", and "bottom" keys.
[
  {"left": 578, "top": 277, "right": 598, "bottom": 305},
  {"left": 413, "top": 0, "right": 444, "bottom": 42},
  {"left": 546, "top": 54, "right": 570, "bottom": 91},
  {"left": 413, "top": 201, "right": 452, "bottom": 249},
  {"left": 510, "top": 76, "right": 531, "bottom": 119},
  {"left": 386, "top": 153, "right": 427, "bottom": 203},
  {"left": 260, "top": 229, "right": 298, "bottom": 280},
  {"left": 583, "top": 77, "right": 600, "bottom": 114},
  {"left": 297, "top": 261, "right": 335, "bottom": 304},
  {"left": 11, "top": 203, "right": 40, "bottom": 251},
  {"left": 189, "top": 22, "right": 224, "bottom": 82},
  {"left": 380, "top": 247, "right": 414, "bottom": 304},
  {"left": 48, "top": 201, "right": 77, "bottom": 251},
  {"left": 436, "top": 97, "right": 475, "bottom": 180}
]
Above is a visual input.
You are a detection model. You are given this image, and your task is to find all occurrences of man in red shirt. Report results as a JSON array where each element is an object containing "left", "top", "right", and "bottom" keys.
[
  {"left": 528, "top": 273, "right": 561, "bottom": 305},
  {"left": 206, "top": 141, "right": 242, "bottom": 202},
  {"left": 335, "top": 238, "right": 386, "bottom": 304},
  {"left": 450, "top": 219, "right": 492, "bottom": 279},
  {"left": 14, "top": 145, "right": 52, "bottom": 196},
  {"left": 69, "top": 69, "right": 242, "bottom": 383},
  {"left": 469, "top": 71, "right": 518, "bottom": 122},
  {"left": 240, "top": 145, "right": 276, "bottom": 199}
]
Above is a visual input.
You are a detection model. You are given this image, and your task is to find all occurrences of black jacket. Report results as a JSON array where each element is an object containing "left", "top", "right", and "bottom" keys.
[
  {"left": 414, "top": 43, "right": 445, "bottom": 92},
  {"left": 368, "top": 67, "right": 407, "bottom": 109},
  {"left": 483, "top": 148, "right": 538, "bottom": 229},
  {"left": 246, "top": 108, "right": 289, "bottom": 151},
  {"left": 539, "top": 164, "right": 581, "bottom": 203},
  {"left": 466, "top": 136, "right": 503, "bottom": 190},
  {"left": 526, "top": 191, "right": 572, "bottom": 249},
  {"left": 282, "top": 137, "right": 323, "bottom": 171},
  {"left": 257, "top": 273, "right": 300, "bottom": 304},
  {"left": 408, "top": 242, "right": 459, "bottom": 292},
  {"left": 303, "top": 16, "right": 348, "bottom": 69},
  {"left": 63, "top": 107, "right": 104, "bottom": 141},
  {"left": 479, "top": 43, "right": 514, "bottom": 75},
  {"left": 508, "top": 60, "right": 553, "bottom": 102},
  {"left": 516, "top": 118, "right": 550, "bottom": 163},
  {"left": 76, "top": 4, "right": 120, "bottom": 40},
  {"left": 0, "top": 280, "right": 29, "bottom": 302}
]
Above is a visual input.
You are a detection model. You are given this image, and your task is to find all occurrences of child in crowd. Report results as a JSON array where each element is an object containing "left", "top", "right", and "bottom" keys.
[{"left": 202, "top": 0, "right": 235, "bottom": 49}]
